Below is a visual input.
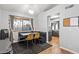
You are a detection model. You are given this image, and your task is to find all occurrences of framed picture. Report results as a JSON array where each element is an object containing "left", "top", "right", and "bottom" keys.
[
  {"left": 63, "top": 18, "right": 70, "bottom": 26},
  {"left": 63, "top": 16, "right": 79, "bottom": 27}
]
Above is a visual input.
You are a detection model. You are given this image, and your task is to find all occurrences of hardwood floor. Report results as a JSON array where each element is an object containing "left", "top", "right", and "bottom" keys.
[
  {"left": 39, "top": 46, "right": 53, "bottom": 54},
  {"left": 39, "top": 36, "right": 73, "bottom": 54}
]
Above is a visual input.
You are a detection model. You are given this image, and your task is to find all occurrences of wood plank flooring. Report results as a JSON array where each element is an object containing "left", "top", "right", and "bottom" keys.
[{"left": 39, "top": 36, "right": 73, "bottom": 54}]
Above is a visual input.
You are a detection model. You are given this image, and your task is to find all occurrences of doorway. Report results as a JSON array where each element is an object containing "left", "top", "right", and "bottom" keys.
[
  {"left": 47, "top": 15, "right": 61, "bottom": 54},
  {"left": 47, "top": 15, "right": 60, "bottom": 45}
]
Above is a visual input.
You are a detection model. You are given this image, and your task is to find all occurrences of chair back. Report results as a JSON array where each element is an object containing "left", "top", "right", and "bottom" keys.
[
  {"left": 26, "top": 34, "right": 33, "bottom": 40},
  {"left": 34, "top": 32, "right": 40, "bottom": 39}
]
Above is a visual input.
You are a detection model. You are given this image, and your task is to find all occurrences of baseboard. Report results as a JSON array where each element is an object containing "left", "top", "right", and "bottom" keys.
[{"left": 60, "top": 47, "right": 78, "bottom": 54}]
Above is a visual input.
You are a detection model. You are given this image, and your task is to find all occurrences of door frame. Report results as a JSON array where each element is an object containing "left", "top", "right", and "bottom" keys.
[{"left": 47, "top": 15, "right": 60, "bottom": 43}]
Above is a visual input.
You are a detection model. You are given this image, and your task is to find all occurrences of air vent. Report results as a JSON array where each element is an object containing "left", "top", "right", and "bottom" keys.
[{"left": 65, "top": 4, "right": 74, "bottom": 9}]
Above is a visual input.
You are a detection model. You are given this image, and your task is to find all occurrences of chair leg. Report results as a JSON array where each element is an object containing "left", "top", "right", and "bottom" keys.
[
  {"left": 29, "top": 40, "right": 33, "bottom": 48},
  {"left": 34, "top": 39, "right": 39, "bottom": 44},
  {"left": 36, "top": 39, "right": 39, "bottom": 44},
  {"left": 35, "top": 39, "right": 39, "bottom": 44},
  {"left": 38, "top": 39, "right": 40, "bottom": 44},
  {"left": 34, "top": 39, "right": 36, "bottom": 44},
  {"left": 32, "top": 40, "right": 33, "bottom": 46},
  {"left": 27, "top": 40, "right": 28, "bottom": 48}
]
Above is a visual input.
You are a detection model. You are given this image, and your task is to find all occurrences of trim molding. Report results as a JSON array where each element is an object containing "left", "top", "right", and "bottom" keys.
[{"left": 60, "top": 47, "right": 78, "bottom": 54}]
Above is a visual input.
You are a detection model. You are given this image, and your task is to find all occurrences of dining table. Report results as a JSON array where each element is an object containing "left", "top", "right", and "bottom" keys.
[{"left": 18, "top": 31, "right": 38, "bottom": 42}]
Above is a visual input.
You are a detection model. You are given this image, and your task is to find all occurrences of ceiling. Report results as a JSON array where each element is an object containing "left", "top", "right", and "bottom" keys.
[{"left": 0, "top": 4, "right": 57, "bottom": 16}]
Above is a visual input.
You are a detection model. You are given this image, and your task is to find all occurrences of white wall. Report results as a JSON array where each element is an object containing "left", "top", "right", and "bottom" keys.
[
  {"left": 33, "top": 16, "right": 40, "bottom": 31},
  {"left": 0, "top": 10, "right": 1, "bottom": 30},
  {"left": 60, "top": 5, "right": 79, "bottom": 53},
  {"left": 37, "top": 12, "right": 48, "bottom": 32},
  {"left": 36, "top": 4, "right": 79, "bottom": 53}
]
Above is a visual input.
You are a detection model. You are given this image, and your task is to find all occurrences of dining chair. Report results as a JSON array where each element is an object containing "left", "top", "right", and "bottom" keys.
[
  {"left": 33, "top": 32, "right": 40, "bottom": 44},
  {"left": 25, "top": 33, "right": 33, "bottom": 48}
]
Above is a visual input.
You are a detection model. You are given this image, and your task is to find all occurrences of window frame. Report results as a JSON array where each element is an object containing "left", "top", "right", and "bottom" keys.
[{"left": 9, "top": 15, "right": 34, "bottom": 32}]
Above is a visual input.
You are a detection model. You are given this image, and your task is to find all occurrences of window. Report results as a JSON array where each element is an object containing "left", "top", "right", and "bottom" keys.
[
  {"left": 10, "top": 15, "right": 33, "bottom": 31},
  {"left": 13, "top": 19, "right": 22, "bottom": 31},
  {"left": 22, "top": 20, "right": 32, "bottom": 31}
]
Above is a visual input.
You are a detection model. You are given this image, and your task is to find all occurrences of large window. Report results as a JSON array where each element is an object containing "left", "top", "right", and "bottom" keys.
[
  {"left": 10, "top": 15, "right": 33, "bottom": 31},
  {"left": 13, "top": 19, "right": 22, "bottom": 31},
  {"left": 22, "top": 20, "right": 32, "bottom": 31}
]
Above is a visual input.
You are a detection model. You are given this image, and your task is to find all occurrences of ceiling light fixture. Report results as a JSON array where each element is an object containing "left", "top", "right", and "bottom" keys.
[{"left": 28, "top": 9, "right": 34, "bottom": 15}]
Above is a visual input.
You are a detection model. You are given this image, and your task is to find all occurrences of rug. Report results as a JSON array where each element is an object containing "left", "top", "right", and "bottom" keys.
[{"left": 12, "top": 42, "right": 52, "bottom": 54}]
